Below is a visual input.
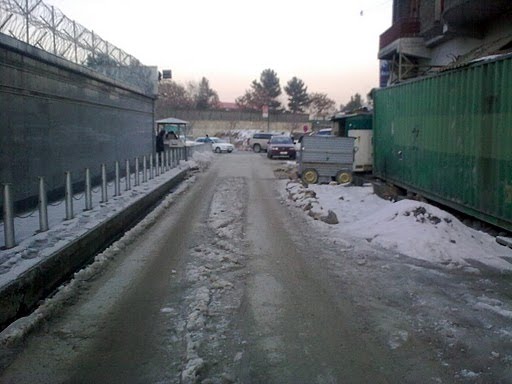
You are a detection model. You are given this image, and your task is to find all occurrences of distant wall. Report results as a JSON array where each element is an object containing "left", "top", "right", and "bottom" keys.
[
  {"left": 157, "top": 109, "right": 311, "bottom": 140},
  {"left": 0, "top": 34, "right": 157, "bottom": 210}
]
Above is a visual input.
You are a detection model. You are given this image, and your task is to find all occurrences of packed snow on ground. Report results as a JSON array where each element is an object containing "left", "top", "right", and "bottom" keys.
[{"left": 283, "top": 180, "right": 512, "bottom": 273}]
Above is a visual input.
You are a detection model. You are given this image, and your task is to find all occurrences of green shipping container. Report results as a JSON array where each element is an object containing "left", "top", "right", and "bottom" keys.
[{"left": 373, "top": 54, "right": 512, "bottom": 231}]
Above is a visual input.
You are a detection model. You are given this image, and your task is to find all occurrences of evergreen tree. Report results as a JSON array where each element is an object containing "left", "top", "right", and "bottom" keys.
[
  {"left": 258, "top": 69, "right": 282, "bottom": 111},
  {"left": 284, "top": 77, "right": 309, "bottom": 113},
  {"left": 341, "top": 93, "right": 363, "bottom": 112},
  {"left": 194, "top": 77, "right": 219, "bottom": 110},
  {"left": 236, "top": 69, "right": 282, "bottom": 111}
]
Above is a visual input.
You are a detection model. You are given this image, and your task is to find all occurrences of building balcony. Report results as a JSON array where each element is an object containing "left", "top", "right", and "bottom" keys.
[
  {"left": 379, "top": 18, "right": 421, "bottom": 50},
  {"left": 443, "top": 0, "right": 512, "bottom": 27},
  {"left": 378, "top": 18, "right": 430, "bottom": 61}
]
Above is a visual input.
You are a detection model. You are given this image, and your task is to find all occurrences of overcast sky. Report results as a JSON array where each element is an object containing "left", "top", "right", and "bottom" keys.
[{"left": 48, "top": 0, "right": 392, "bottom": 107}]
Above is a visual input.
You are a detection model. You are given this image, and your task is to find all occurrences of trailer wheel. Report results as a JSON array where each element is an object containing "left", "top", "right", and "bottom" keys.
[
  {"left": 336, "top": 171, "right": 352, "bottom": 185},
  {"left": 302, "top": 168, "right": 319, "bottom": 184}
]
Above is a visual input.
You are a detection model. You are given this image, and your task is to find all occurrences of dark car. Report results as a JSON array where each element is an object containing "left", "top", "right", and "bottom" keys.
[{"left": 267, "top": 135, "right": 296, "bottom": 159}]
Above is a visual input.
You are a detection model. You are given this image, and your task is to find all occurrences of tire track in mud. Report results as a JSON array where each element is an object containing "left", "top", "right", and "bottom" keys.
[{"left": 176, "top": 177, "right": 248, "bottom": 383}]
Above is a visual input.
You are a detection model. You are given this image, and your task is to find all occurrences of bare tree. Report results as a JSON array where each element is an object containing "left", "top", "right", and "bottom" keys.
[{"left": 308, "top": 92, "right": 336, "bottom": 119}]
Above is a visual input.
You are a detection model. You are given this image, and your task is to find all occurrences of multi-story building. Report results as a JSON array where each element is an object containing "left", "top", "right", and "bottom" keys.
[{"left": 378, "top": 0, "right": 512, "bottom": 85}]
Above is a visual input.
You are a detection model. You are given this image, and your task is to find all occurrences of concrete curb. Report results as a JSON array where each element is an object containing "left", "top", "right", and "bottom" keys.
[{"left": 0, "top": 169, "right": 188, "bottom": 331}]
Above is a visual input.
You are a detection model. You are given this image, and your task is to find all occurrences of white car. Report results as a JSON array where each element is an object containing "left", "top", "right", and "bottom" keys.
[{"left": 195, "top": 137, "right": 234, "bottom": 153}]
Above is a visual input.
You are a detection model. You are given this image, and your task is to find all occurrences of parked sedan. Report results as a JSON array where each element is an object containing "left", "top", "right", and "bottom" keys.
[
  {"left": 195, "top": 137, "right": 234, "bottom": 153},
  {"left": 267, "top": 135, "right": 296, "bottom": 159}
]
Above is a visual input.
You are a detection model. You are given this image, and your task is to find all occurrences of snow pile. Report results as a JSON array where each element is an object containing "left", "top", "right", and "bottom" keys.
[
  {"left": 180, "top": 178, "right": 246, "bottom": 382},
  {"left": 285, "top": 183, "right": 338, "bottom": 224},
  {"left": 283, "top": 181, "right": 512, "bottom": 272},
  {"left": 474, "top": 296, "right": 512, "bottom": 320},
  {"left": 189, "top": 150, "right": 215, "bottom": 170}
]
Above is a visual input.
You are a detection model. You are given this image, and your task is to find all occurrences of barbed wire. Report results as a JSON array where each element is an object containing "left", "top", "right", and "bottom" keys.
[
  {"left": 48, "top": 199, "right": 64, "bottom": 207},
  {"left": 15, "top": 208, "right": 37, "bottom": 219},
  {"left": 72, "top": 193, "right": 85, "bottom": 201},
  {"left": 0, "top": 0, "right": 154, "bottom": 94},
  {"left": 44, "top": 180, "right": 62, "bottom": 193}
]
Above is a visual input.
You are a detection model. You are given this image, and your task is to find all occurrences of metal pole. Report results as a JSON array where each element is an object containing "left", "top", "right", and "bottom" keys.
[
  {"left": 3, "top": 184, "right": 15, "bottom": 249},
  {"left": 101, "top": 163, "right": 108, "bottom": 203},
  {"left": 38, "top": 177, "right": 49, "bottom": 232},
  {"left": 135, "top": 157, "right": 140, "bottom": 186},
  {"left": 125, "top": 159, "right": 131, "bottom": 191},
  {"left": 149, "top": 154, "right": 154, "bottom": 180},
  {"left": 170, "top": 149, "right": 174, "bottom": 168},
  {"left": 142, "top": 155, "right": 147, "bottom": 183},
  {"left": 115, "top": 161, "right": 120, "bottom": 196},
  {"left": 65, "top": 171, "right": 74, "bottom": 220},
  {"left": 163, "top": 151, "right": 168, "bottom": 172},
  {"left": 84, "top": 168, "right": 92, "bottom": 211},
  {"left": 73, "top": 21, "right": 78, "bottom": 63},
  {"left": 25, "top": 0, "right": 29, "bottom": 44},
  {"left": 156, "top": 154, "right": 160, "bottom": 177},
  {"left": 51, "top": 6, "right": 57, "bottom": 54}
]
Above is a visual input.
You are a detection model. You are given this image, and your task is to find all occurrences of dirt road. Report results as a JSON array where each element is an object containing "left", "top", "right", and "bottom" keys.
[{"left": 1, "top": 152, "right": 511, "bottom": 383}]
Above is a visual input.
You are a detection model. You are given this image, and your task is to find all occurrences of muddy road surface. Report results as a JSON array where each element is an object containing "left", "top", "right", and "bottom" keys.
[{"left": 1, "top": 152, "right": 511, "bottom": 383}]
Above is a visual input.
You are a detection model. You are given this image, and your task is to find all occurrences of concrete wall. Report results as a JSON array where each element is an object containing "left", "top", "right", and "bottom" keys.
[
  {"left": 0, "top": 34, "right": 157, "bottom": 210},
  {"left": 186, "top": 119, "right": 310, "bottom": 140},
  {"left": 159, "top": 109, "right": 311, "bottom": 142}
]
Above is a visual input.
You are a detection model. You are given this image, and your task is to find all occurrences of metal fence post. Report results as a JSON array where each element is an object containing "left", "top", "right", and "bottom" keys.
[
  {"left": 143, "top": 155, "right": 147, "bottom": 183},
  {"left": 115, "top": 161, "right": 120, "bottom": 196},
  {"left": 84, "top": 168, "right": 92, "bottom": 211},
  {"left": 3, "top": 184, "right": 15, "bottom": 249},
  {"left": 149, "top": 154, "right": 154, "bottom": 180},
  {"left": 156, "top": 153, "right": 160, "bottom": 177},
  {"left": 65, "top": 171, "right": 74, "bottom": 220},
  {"left": 135, "top": 157, "right": 140, "bottom": 186},
  {"left": 38, "top": 177, "right": 49, "bottom": 232},
  {"left": 101, "top": 163, "right": 108, "bottom": 203},
  {"left": 125, "top": 159, "right": 131, "bottom": 191},
  {"left": 164, "top": 150, "right": 168, "bottom": 172}
]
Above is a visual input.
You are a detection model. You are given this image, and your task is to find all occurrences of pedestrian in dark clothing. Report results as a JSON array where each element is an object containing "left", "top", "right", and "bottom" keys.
[{"left": 156, "top": 129, "right": 165, "bottom": 153}]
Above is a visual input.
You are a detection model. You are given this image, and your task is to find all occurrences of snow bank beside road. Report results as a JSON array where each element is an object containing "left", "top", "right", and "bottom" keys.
[{"left": 284, "top": 181, "right": 512, "bottom": 273}]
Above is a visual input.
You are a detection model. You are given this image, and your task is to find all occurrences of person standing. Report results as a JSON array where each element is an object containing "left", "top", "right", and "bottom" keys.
[
  {"left": 156, "top": 129, "right": 165, "bottom": 153},
  {"left": 156, "top": 129, "right": 165, "bottom": 165}
]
